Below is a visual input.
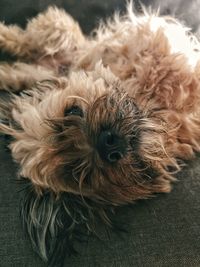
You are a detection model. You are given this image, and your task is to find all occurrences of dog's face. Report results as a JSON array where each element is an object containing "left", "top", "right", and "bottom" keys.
[{"left": 2, "top": 65, "right": 172, "bottom": 205}]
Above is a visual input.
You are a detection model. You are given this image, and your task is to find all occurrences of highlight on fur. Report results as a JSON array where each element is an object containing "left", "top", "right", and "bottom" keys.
[
  {"left": 0, "top": 2, "right": 200, "bottom": 265},
  {"left": 20, "top": 178, "right": 113, "bottom": 266}
]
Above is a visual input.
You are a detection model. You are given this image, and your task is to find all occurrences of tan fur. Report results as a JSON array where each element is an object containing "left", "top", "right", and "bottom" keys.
[
  {"left": 0, "top": 4, "right": 200, "bottom": 206},
  {"left": 0, "top": 63, "right": 55, "bottom": 91}
]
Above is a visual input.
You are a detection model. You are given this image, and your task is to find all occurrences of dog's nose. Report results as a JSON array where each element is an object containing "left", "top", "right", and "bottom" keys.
[{"left": 97, "top": 130, "right": 127, "bottom": 163}]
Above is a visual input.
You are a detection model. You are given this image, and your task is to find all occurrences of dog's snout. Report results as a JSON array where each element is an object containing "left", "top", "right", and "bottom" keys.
[{"left": 97, "top": 130, "right": 127, "bottom": 163}]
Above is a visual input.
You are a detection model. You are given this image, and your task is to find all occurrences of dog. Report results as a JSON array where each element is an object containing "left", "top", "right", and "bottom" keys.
[{"left": 0, "top": 3, "right": 200, "bottom": 266}]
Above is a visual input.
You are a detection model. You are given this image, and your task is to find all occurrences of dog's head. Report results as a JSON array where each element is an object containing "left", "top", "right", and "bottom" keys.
[{"left": 0, "top": 64, "right": 175, "bottom": 206}]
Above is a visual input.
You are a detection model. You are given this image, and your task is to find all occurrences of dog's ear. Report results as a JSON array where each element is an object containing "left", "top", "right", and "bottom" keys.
[{"left": 20, "top": 181, "right": 92, "bottom": 267}]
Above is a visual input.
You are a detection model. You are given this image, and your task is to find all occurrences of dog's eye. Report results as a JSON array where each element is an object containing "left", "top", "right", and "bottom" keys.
[{"left": 64, "top": 106, "right": 83, "bottom": 117}]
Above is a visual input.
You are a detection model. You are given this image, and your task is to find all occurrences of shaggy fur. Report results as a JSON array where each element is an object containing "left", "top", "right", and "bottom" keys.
[{"left": 0, "top": 3, "right": 200, "bottom": 266}]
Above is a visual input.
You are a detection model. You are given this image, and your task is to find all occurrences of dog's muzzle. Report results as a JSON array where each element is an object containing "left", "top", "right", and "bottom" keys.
[{"left": 97, "top": 130, "right": 127, "bottom": 163}]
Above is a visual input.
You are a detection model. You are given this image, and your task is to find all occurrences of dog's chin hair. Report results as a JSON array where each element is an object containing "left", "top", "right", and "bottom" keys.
[
  {"left": 20, "top": 179, "right": 115, "bottom": 266},
  {"left": 21, "top": 182, "right": 83, "bottom": 266}
]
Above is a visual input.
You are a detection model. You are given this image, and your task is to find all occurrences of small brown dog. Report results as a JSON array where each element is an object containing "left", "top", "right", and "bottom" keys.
[{"left": 0, "top": 3, "right": 200, "bottom": 266}]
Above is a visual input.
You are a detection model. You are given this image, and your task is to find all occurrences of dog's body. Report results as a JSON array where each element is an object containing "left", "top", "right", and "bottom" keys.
[{"left": 0, "top": 4, "right": 200, "bottom": 266}]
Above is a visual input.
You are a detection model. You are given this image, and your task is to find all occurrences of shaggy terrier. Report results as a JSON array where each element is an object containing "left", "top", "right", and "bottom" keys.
[{"left": 0, "top": 3, "right": 200, "bottom": 266}]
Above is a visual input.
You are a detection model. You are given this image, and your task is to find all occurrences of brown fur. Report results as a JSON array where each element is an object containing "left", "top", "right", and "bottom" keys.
[{"left": 1, "top": 3, "right": 200, "bottom": 263}]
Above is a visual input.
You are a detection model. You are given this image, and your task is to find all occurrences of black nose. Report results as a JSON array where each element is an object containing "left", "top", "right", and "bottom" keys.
[{"left": 97, "top": 130, "right": 127, "bottom": 163}]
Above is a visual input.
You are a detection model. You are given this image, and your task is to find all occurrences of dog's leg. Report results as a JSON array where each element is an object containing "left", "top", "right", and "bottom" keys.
[
  {"left": 0, "top": 7, "right": 86, "bottom": 63},
  {"left": 0, "top": 62, "right": 55, "bottom": 92},
  {"left": 0, "top": 23, "right": 28, "bottom": 57}
]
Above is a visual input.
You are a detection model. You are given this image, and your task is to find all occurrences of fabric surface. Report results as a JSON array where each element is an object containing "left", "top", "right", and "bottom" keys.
[{"left": 0, "top": 1, "right": 200, "bottom": 266}]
